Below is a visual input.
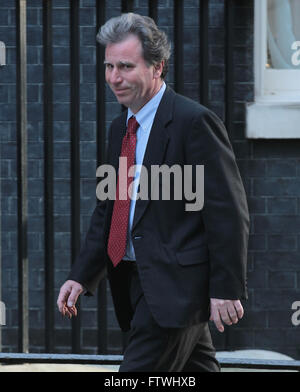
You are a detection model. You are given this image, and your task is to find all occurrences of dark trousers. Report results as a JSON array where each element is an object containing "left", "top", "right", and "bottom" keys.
[{"left": 119, "top": 264, "right": 220, "bottom": 372}]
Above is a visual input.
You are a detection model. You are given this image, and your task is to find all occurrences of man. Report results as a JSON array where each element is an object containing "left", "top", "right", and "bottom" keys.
[{"left": 57, "top": 13, "right": 249, "bottom": 372}]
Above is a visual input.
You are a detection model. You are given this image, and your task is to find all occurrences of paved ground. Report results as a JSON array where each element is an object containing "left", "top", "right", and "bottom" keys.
[
  {"left": 0, "top": 364, "right": 296, "bottom": 372},
  {"left": 0, "top": 364, "right": 118, "bottom": 372},
  {"left": 0, "top": 350, "right": 296, "bottom": 372}
]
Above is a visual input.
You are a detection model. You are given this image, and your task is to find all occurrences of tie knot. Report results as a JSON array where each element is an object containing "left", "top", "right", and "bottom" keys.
[{"left": 127, "top": 116, "right": 139, "bottom": 135}]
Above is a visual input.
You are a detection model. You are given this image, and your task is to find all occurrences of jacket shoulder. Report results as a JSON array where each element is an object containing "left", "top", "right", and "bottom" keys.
[{"left": 173, "top": 92, "right": 213, "bottom": 122}]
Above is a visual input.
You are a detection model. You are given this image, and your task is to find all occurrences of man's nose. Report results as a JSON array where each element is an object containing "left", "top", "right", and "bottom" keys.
[{"left": 109, "top": 68, "right": 122, "bottom": 84}]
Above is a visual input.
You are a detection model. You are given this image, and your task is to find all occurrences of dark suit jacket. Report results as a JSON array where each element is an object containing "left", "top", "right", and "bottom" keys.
[{"left": 68, "top": 86, "right": 250, "bottom": 332}]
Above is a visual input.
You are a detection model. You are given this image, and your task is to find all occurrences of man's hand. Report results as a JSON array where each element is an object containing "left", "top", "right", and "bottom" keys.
[
  {"left": 57, "top": 280, "right": 84, "bottom": 319},
  {"left": 210, "top": 298, "right": 244, "bottom": 333}
]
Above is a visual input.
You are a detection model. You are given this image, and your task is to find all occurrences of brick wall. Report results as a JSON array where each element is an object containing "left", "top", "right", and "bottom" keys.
[
  {"left": 1, "top": 0, "right": 18, "bottom": 350},
  {"left": 1, "top": 0, "right": 300, "bottom": 358}
]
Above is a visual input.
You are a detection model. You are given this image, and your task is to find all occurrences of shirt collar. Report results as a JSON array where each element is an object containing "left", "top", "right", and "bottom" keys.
[{"left": 127, "top": 82, "right": 166, "bottom": 131}]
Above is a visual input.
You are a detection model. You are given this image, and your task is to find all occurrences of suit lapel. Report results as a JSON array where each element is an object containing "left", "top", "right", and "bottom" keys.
[
  {"left": 132, "top": 86, "right": 176, "bottom": 231},
  {"left": 107, "top": 86, "right": 176, "bottom": 232},
  {"left": 105, "top": 111, "right": 127, "bottom": 219},
  {"left": 110, "top": 111, "right": 127, "bottom": 172}
]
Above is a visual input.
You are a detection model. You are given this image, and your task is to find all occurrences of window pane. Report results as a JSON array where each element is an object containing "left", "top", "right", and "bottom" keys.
[{"left": 267, "top": 0, "right": 300, "bottom": 69}]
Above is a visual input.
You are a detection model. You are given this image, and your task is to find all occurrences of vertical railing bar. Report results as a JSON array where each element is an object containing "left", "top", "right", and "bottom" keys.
[
  {"left": 148, "top": 0, "right": 158, "bottom": 22},
  {"left": 120, "top": 0, "right": 135, "bottom": 352},
  {"left": 174, "top": 0, "right": 184, "bottom": 94},
  {"left": 96, "top": 0, "right": 107, "bottom": 355},
  {"left": 16, "top": 0, "right": 29, "bottom": 353},
  {"left": 121, "top": 0, "right": 134, "bottom": 112},
  {"left": 43, "top": 0, "right": 55, "bottom": 354},
  {"left": 0, "top": 90, "right": 2, "bottom": 352},
  {"left": 225, "top": 0, "right": 234, "bottom": 134},
  {"left": 224, "top": 0, "right": 235, "bottom": 349},
  {"left": 121, "top": 0, "right": 134, "bottom": 13},
  {"left": 199, "top": 0, "right": 209, "bottom": 106},
  {"left": 70, "top": 0, "right": 81, "bottom": 353}
]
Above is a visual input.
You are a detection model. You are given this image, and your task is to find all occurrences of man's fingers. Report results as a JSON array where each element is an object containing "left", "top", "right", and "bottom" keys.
[
  {"left": 210, "top": 299, "right": 244, "bottom": 332},
  {"left": 210, "top": 303, "right": 224, "bottom": 333},
  {"left": 62, "top": 304, "right": 73, "bottom": 319},
  {"left": 227, "top": 302, "right": 238, "bottom": 324},
  {"left": 67, "top": 287, "right": 82, "bottom": 308},
  {"left": 234, "top": 300, "right": 244, "bottom": 319},
  {"left": 68, "top": 305, "right": 77, "bottom": 317},
  {"left": 57, "top": 288, "right": 70, "bottom": 313},
  {"left": 219, "top": 306, "right": 232, "bottom": 326},
  {"left": 57, "top": 280, "right": 83, "bottom": 318},
  {"left": 214, "top": 313, "right": 224, "bottom": 333}
]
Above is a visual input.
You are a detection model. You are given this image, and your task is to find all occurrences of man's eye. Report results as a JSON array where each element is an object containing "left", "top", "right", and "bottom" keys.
[{"left": 106, "top": 64, "right": 113, "bottom": 69}]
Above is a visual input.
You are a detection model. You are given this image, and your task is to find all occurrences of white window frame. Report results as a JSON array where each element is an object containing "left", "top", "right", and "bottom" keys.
[{"left": 246, "top": 0, "right": 300, "bottom": 139}]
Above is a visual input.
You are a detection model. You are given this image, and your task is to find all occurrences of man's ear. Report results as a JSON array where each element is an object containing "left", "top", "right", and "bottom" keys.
[{"left": 153, "top": 60, "right": 164, "bottom": 79}]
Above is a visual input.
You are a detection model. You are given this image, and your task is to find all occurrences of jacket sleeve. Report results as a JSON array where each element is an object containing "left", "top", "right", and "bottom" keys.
[
  {"left": 67, "top": 125, "right": 114, "bottom": 295},
  {"left": 67, "top": 198, "right": 107, "bottom": 296},
  {"left": 186, "top": 108, "right": 250, "bottom": 300}
]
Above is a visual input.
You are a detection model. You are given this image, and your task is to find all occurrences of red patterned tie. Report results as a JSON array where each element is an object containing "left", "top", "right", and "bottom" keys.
[{"left": 107, "top": 116, "right": 139, "bottom": 267}]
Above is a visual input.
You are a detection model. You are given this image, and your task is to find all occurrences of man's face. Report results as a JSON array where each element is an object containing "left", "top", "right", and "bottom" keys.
[{"left": 105, "top": 34, "right": 162, "bottom": 113}]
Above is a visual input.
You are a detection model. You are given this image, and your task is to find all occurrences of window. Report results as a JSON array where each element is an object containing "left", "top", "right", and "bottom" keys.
[{"left": 246, "top": 0, "right": 300, "bottom": 138}]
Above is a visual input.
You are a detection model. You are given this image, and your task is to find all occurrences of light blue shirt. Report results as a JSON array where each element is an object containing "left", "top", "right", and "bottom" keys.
[{"left": 123, "top": 82, "right": 166, "bottom": 261}]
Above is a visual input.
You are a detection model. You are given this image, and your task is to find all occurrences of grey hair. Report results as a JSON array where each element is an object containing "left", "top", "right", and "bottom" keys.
[{"left": 96, "top": 13, "right": 171, "bottom": 80}]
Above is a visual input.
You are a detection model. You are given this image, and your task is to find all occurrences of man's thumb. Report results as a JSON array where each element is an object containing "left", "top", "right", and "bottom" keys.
[{"left": 67, "top": 287, "right": 80, "bottom": 307}]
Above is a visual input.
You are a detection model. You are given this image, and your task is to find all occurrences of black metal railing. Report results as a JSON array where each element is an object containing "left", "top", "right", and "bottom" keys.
[
  {"left": 16, "top": 0, "right": 29, "bottom": 354},
  {"left": 43, "top": 0, "right": 54, "bottom": 355}
]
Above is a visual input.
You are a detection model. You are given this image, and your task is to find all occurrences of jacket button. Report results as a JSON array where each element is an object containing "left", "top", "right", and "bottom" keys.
[{"left": 133, "top": 235, "right": 143, "bottom": 240}]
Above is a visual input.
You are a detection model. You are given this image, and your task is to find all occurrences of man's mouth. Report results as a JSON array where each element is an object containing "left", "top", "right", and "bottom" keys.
[{"left": 115, "top": 88, "right": 128, "bottom": 94}]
